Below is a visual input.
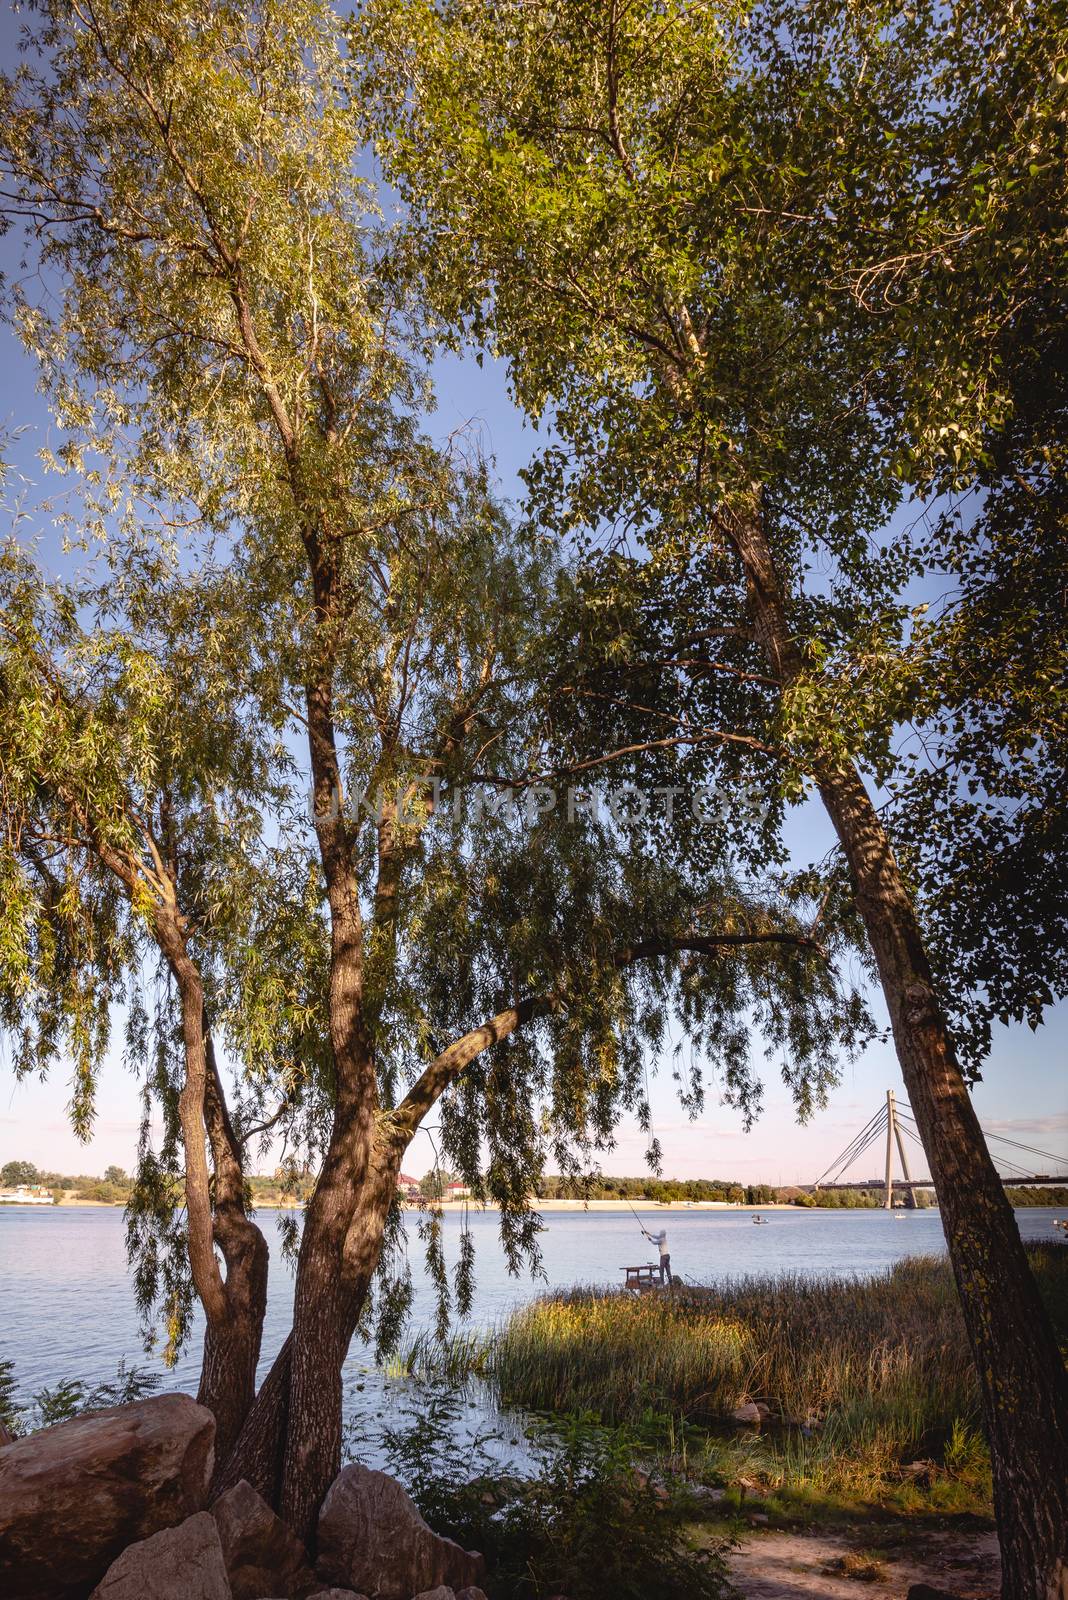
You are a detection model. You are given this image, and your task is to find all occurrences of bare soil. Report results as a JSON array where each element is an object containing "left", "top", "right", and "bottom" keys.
[{"left": 727, "top": 1525, "right": 1000, "bottom": 1599}]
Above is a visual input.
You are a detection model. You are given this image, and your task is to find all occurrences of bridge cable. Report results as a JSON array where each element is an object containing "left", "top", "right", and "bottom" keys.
[
  {"left": 811, "top": 1109, "right": 886, "bottom": 1185},
  {"left": 812, "top": 1105, "right": 889, "bottom": 1189}
]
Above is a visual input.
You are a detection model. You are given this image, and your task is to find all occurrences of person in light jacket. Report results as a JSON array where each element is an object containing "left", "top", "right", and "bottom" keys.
[{"left": 642, "top": 1224, "right": 671, "bottom": 1285}]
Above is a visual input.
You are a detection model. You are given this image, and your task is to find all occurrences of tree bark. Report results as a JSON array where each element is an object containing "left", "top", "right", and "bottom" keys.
[
  {"left": 200, "top": 1043, "right": 270, "bottom": 1472},
  {"left": 218, "top": 1146, "right": 401, "bottom": 1541},
  {"left": 154, "top": 908, "right": 270, "bottom": 1466},
  {"left": 279, "top": 1139, "right": 400, "bottom": 1540},
  {"left": 732, "top": 507, "right": 1068, "bottom": 1600},
  {"left": 214, "top": 1335, "right": 293, "bottom": 1508}
]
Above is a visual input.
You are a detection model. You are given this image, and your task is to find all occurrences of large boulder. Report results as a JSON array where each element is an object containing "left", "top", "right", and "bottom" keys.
[
  {"left": 88, "top": 1512, "right": 230, "bottom": 1599},
  {"left": 316, "top": 1465, "right": 485, "bottom": 1600},
  {"left": 211, "top": 1480, "right": 317, "bottom": 1600},
  {"left": 0, "top": 1392, "right": 215, "bottom": 1600}
]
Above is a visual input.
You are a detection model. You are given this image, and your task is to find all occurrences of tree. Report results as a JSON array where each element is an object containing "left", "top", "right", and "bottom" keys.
[
  {"left": 103, "top": 1166, "right": 127, "bottom": 1186},
  {"left": 361, "top": 1, "right": 1068, "bottom": 1591},
  {"left": 419, "top": 1169, "right": 458, "bottom": 1202},
  {"left": 1, "top": 1160, "right": 39, "bottom": 1186},
  {"left": 0, "top": 538, "right": 292, "bottom": 1460},
  {"left": 0, "top": 0, "right": 871, "bottom": 1535}
]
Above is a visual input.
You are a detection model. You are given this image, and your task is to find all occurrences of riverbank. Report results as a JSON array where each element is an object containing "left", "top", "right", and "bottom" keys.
[{"left": 407, "top": 1242, "right": 1068, "bottom": 1520}]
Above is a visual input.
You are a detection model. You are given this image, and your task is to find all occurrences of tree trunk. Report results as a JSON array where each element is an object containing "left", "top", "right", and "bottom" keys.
[
  {"left": 199, "top": 1299, "right": 267, "bottom": 1470},
  {"left": 733, "top": 508, "right": 1068, "bottom": 1600},
  {"left": 197, "top": 1039, "right": 270, "bottom": 1469},
  {"left": 218, "top": 1144, "right": 400, "bottom": 1541},
  {"left": 279, "top": 1146, "right": 400, "bottom": 1540},
  {"left": 214, "top": 1335, "right": 293, "bottom": 1507}
]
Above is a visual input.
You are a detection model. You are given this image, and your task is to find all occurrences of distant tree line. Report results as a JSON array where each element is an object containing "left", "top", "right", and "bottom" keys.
[
  {"left": 532, "top": 1175, "right": 764, "bottom": 1204},
  {"left": 1, "top": 1160, "right": 131, "bottom": 1204},
  {"left": 9, "top": 1158, "right": 1062, "bottom": 1213},
  {"left": 1004, "top": 1187, "right": 1068, "bottom": 1208}
]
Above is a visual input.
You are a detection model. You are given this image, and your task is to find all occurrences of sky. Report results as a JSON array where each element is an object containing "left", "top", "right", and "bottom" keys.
[{"left": 0, "top": 13, "right": 1064, "bottom": 1188}]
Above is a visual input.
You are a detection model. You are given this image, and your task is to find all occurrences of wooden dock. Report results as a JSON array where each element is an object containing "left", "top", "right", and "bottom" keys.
[{"left": 621, "top": 1263, "right": 662, "bottom": 1290}]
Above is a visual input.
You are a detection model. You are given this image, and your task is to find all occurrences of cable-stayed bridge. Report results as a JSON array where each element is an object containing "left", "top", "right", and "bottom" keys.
[{"left": 811, "top": 1091, "right": 1068, "bottom": 1208}]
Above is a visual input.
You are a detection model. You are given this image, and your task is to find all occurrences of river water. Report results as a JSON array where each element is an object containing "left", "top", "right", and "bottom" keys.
[{"left": 2, "top": 1204, "right": 1063, "bottom": 1415}]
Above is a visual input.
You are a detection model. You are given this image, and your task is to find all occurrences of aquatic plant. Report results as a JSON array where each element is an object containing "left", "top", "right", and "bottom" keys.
[{"left": 410, "top": 1243, "right": 1067, "bottom": 1509}]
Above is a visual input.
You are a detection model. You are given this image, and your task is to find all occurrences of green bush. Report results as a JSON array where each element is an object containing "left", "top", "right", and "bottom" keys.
[
  {"left": 0, "top": 1357, "right": 162, "bottom": 1434},
  {"left": 0, "top": 1357, "right": 20, "bottom": 1437},
  {"left": 369, "top": 1384, "right": 733, "bottom": 1600}
]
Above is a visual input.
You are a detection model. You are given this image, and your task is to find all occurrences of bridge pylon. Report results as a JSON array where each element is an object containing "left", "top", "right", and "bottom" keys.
[{"left": 885, "top": 1089, "right": 919, "bottom": 1209}]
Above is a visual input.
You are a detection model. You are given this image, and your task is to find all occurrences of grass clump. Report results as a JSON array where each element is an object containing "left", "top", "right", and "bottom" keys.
[
  {"left": 418, "top": 1243, "right": 1066, "bottom": 1515},
  {"left": 488, "top": 1257, "right": 982, "bottom": 1441}
]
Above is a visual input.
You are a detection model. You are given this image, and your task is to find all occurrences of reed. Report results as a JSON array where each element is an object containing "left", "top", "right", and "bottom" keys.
[{"left": 418, "top": 1242, "right": 1067, "bottom": 1501}]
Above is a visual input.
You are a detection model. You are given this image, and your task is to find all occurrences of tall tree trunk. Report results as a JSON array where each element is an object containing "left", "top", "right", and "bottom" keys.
[
  {"left": 218, "top": 1142, "right": 400, "bottom": 1540},
  {"left": 733, "top": 507, "right": 1068, "bottom": 1600},
  {"left": 154, "top": 923, "right": 270, "bottom": 1468},
  {"left": 279, "top": 1143, "right": 399, "bottom": 1540}
]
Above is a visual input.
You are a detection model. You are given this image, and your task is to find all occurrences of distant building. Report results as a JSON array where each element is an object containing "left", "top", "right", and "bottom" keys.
[
  {"left": 445, "top": 1181, "right": 472, "bottom": 1199},
  {"left": 396, "top": 1173, "right": 421, "bottom": 1198},
  {"left": 0, "top": 1185, "right": 55, "bottom": 1206}
]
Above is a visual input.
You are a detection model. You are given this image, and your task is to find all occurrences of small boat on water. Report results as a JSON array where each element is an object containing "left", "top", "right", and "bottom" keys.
[{"left": 752, "top": 1215, "right": 770, "bottom": 1225}]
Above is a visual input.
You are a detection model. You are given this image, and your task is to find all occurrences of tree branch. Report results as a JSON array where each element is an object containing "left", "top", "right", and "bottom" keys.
[{"left": 390, "top": 926, "right": 823, "bottom": 1145}]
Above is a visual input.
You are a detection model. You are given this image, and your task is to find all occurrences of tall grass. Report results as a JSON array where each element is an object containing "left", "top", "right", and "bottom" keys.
[{"left": 416, "top": 1243, "right": 1067, "bottom": 1501}]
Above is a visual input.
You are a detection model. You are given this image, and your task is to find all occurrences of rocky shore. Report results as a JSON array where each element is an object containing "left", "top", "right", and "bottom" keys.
[{"left": 0, "top": 1394, "right": 488, "bottom": 1600}]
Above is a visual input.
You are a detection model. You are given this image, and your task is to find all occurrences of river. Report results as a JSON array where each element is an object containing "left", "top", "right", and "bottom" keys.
[{"left": 2, "top": 1203, "right": 1063, "bottom": 1414}]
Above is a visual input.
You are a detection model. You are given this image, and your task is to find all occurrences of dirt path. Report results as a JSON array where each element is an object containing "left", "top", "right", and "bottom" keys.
[{"left": 727, "top": 1525, "right": 1000, "bottom": 1599}]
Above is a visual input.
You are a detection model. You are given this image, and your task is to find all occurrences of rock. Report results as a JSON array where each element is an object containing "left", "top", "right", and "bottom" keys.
[
  {"left": 89, "top": 1511, "right": 230, "bottom": 1599},
  {"left": 410, "top": 1590, "right": 456, "bottom": 1600},
  {"left": 306, "top": 1592, "right": 370, "bottom": 1599},
  {"left": 753, "top": 1402, "right": 772, "bottom": 1420},
  {"left": 730, "top": 1402, "right": 763, "bottom": 1424},
  {"left": 316, "top": 1465, "right": 485, "bottom": 1600},
  {"left": 0, "top": 1392, "right": 215, "bottom": 1600},
  {"left": 265, "top": 1592, "right": 367, "bottom": 1600},
  {"left": 456, "top": 1589, "right": 490, "bottom": 1600},
  {"left": 211, "top": 1479, "right": 317, "bottom": 1600},
  {"left": 748, "top": 1511, "right": 770, "bottom": 1526}
]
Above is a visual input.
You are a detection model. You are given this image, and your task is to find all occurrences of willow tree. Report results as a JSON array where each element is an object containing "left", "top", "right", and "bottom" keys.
[
  {"left": 0, "top": 539, "right": 313, "bottom": 1462},
  {"left": 0, "top": 0, "right": 872, "bottom": 1535},
  {"left": 360, "top": 0, "right": 1068, "bottom": 1593}
]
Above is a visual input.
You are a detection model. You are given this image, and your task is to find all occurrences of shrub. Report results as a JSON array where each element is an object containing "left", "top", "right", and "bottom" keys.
[
  {"left": 370, "top": 1383, "right": 733, "bottom": 1600},
  {"left": 0, "top": 1357, "right": 162, "bottom": 1434}
]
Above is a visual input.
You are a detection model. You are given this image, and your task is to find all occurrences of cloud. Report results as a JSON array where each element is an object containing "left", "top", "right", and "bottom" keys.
[{"left": 985, "top": 1113, "right": 1068, "bottom": 1137}]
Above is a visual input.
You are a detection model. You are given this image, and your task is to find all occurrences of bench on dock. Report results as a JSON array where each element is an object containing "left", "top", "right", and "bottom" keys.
[{"left": 621, "top": 1263, "right": 662, "bottom": 1290}]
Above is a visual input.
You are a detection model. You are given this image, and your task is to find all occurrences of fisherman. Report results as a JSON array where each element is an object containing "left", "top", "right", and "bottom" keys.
[{"left": 641, "top": 1223, "right": 672, "bottom": 1285}]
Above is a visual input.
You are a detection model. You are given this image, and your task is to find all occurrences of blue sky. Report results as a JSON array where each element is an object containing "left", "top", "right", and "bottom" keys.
[{"left": 0, "top": 14, "right": 1063, "bottom": 1185}]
